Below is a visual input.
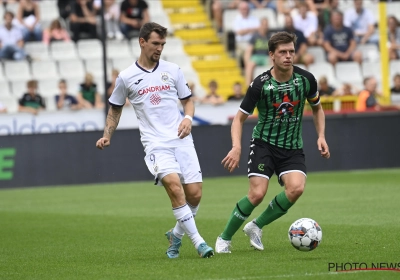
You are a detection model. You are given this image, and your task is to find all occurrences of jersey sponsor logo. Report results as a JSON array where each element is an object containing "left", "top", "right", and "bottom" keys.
[
  {"left": 293, "top": 78, "right": 299, "bottom": 86},
  {"left": 138, "top": 85, "right": 170, "bottom": 95},
  {"left": 273, "top": 94, "right": 300, "bottom": 118},
  {"left": 260, "top": 74, "right": 270, "bottom": 82},
  {"left": 266, "top": 84, "right": 275, "bottom": 90},
  {"left": 150, "top": 93, "right": 161, "bottom": 105},
  {"left": 160, "top": 72, "right": 169, "bottom": 83},
  {"left": 258, "top": 164, "right": 264, "bottom": 171},
  {"left": 134, "top": 79, "right": 143, "bottom": 85}
]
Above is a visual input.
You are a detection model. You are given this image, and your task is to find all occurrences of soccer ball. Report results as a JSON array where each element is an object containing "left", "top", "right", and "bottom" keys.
[{"left": 288, "top": 218, "right": 322, "bottom": 251}]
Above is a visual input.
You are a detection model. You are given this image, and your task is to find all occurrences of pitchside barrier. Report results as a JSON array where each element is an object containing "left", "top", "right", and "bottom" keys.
[{"left": 0, "top": 111, "right": 399, "bottom": 188}]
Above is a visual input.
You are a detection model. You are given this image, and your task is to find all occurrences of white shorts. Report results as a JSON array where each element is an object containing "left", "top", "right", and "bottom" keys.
[{"left": 144, "top": 146, "right": 203, "bottom": 186}]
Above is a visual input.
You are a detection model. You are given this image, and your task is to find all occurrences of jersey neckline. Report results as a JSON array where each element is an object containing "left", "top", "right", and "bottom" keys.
[{"left": 135, "top": 61, "right": 160, "bottom": 73}]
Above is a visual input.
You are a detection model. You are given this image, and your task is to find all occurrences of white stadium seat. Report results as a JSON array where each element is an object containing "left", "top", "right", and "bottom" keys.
[
  {"left": 0, "top": 81, "right": 12, "bottom": 97},
  {"left": 25, "top": 41, "right": 51, "bottom": 61},
  {"left": 58, "top": 59, "right": 86, "bottom": 79},
  {"left": 77, "top": 39, "right": 103, "bottom": 59},
  {"left": 84, "top": 59, "right": 112, "bottom": 80},
  {"left": 11, "top": 80, "right": 28, "bottom": 97},
  {"left": 4, "top": 61, "right": 32, "bottom": 82},
  {"left": 112, "top": 58, "right": 135, "bottom": 71},
  {"left": 31, "top": 60, "right": 59, "bottom": 80},
  {"left": 50, "top": 41, "right": 79, "bottom": 60},
  {"left": 308, "top": 62, "right": 337, "bottom": 85},
  {"left": 335, "top": 62, "right": 363, "bottom": 85},
  {"left": 307, "top": 46, "right": 326, "bottom": 63}
]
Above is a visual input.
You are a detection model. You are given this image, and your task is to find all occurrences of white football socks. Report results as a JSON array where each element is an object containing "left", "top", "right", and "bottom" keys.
[
  {"left": 172, "top": 202, "right": 199, "bottom": 239},
  {"left": 172, "top": 204, "right": 204, "bottom": 249}
]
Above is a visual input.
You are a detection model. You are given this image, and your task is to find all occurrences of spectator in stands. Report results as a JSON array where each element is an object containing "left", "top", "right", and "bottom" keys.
[
  {"left": 318, "top": 76, "right": 336, "bottom": 96},
  {"left": 55, "top": 79, "right": 81, "bottom": 110},
  {"left": 94, "top": 0, "right": 123, "bottom": 40},
  {"left": 357, "top": 77, "right": 400, "bottom": 112},
  {"left": 283, "top": 15, "right": 314, "bottom": 67},
  {"left": 42, "top": 19, "right": 70, "bottom": 45},
  {"left": 388, "top": 15, "right": 400, "bottom": 60},
  {"left": 323, "top": 10, "right": 362, "bottom": 65},
  {"left": 319, "top": 0, "right": 338, "bottom": 30},
  {"left": 18, "top": 79, "right": 46, "bottom": 115},
  {"left": 248, "top": 0, "right": 276, "bottom": 11},
  {"left": 227, "top": 82, "right": 245, "bottom": 101},
  {"left": 0, "top": 11, "right": 27, "bottom": 61},
  {"left": 119, "top": 0, "right": 149, "bottom": 40},
  {"left": 69, "top": 0, "right": 98, "bottom": 42},
  {"left": 58, "top": 0, "right": 72, "bottom": 20},
  {"left": 244, "top": 18, "right": 270, "bottom": 85},
  {"left": 233, "top": 1, "right": 260, "bottom": 58},
  {"left": 277, "top": 0, "right": 317, "bottom": 16},
  {"left": 344, "top": 0, "right": 378, "bottom": 45},
  {"left": 0, "top": 101, "right": 7, "bottom": 113},
  {"left": 77, "top": 73, "right": 104, "bottom": 109},
  {"left": 201, "top": 80, "right": 225, "bottom": 105},
  {"left": 335, "top": 83, "right": 357, "bottom": 96},
  {"left": 16, "top": 0, "right": 42, "bottom": 42},
  {"left": 293, "top": 2, "right": 319, "bottom": 46},
  {"left": 391, "top": 74, "right": 400, "bottom": 95}
]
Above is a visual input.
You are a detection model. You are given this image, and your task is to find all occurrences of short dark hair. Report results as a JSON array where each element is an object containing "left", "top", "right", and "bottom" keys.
[
  {"left": 268, "top": 31, "right": 297, "bottom": 53},
  {"left": 4, "top": 11, "right": 14, "bottom": 19},
  {"left": 139, "top": 22, "right": 167, "bottom": 41},
  {"left": 59, "top": 79, "right": 66, "bottom": 84}
]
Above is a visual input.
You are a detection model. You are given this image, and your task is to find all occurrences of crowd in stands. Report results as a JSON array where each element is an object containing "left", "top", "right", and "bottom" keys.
[
  {"left": 211, "top": 0, "right": 400, "bottom": 111},
  {"left": 0, "top": 0, "right": 400, "bottom": 115}
]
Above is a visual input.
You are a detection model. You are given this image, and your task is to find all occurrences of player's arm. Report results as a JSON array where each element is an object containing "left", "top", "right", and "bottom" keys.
[
  {"left": 96, "top": 75, "right": 126, "bottom": 150},
  {"left": 307, "top": 76, "right": 330, "bottom": 159},
  {"left": 178, "top": 97, "right": 194, "bottom": 139},
  {"left": 222, "top": 75, "right": 263, "bottom": 172},
  {"left": 176, "top": 69, "right": 194, "bottom": 139}
]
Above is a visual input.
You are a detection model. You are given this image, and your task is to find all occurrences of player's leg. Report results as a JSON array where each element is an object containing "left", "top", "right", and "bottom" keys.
[
  {"left": 216, "top": 138, "right": 273, "bottom": 253},
  {"left": 254, "top": 148, "right": 306, "bottom": 229},
  {"left": 166, "top": 146, "right": 213, "bottom": 258}
]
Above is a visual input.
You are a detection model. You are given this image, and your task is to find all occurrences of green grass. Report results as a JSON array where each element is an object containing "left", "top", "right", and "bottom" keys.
[{"left": 1, "top": 169, "right": 400, "bottom": 280}]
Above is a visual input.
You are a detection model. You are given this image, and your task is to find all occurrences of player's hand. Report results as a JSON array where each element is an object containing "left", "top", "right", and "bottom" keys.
[
  {"left": 178, "top": 118, "right": 192, "bottom": 139},
  {"left": 96, "top": 137, "right": 110, "bottom": 150},
  {"left": 222, "top": 147, "right": 241, "bottom": 173},
  {"left": 317, "top": 137, "right": 330, "bottom": 159}
]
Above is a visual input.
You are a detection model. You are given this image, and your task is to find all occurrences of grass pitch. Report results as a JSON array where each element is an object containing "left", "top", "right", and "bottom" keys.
[{"left": 1, "top": 169, "right": 400, "bottom": 280}]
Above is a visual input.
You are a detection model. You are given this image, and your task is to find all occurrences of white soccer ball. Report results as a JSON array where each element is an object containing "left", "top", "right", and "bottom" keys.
[{"left": 288, "top": 218, "right": 322, "bottom": 251}]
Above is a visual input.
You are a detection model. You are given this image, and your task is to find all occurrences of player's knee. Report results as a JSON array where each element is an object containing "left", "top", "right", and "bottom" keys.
[
  {"left": 286, "top": 184, "right": 304, "bottom": 201},
  {"left": 248, "top": 189, "right": 266, "bottom": 206}
]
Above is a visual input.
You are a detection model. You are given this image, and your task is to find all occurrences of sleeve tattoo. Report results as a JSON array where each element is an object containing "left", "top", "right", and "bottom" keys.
[{"left": 103, "top": 106, "right": 123, "bottom": 139}]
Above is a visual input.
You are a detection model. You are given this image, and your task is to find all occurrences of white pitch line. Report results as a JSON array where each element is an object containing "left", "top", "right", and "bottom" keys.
[{"left": 206, "top": 270, "right": 395, "bottom": 280}]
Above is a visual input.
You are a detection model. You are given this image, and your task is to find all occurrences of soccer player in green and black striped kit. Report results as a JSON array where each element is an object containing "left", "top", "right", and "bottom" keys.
[{"left": 215, "top": 31, "right": 330, "bottom": 253}]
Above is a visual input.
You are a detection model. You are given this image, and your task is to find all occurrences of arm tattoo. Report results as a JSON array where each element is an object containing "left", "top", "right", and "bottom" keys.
[{"left": 103, "top": 106, "right": 122, "bottom": 139}]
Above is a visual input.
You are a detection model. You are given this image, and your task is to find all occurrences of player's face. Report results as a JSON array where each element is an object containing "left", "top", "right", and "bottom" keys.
[
  {"left": 270, "top": 42, "right": 295, "bottom": 72},
  {"left": 140, "top": 32, "right": 166, "bottom": 63}
]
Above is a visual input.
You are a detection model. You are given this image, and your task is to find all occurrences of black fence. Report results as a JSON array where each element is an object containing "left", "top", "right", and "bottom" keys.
[{"left": 1, "top": 111, "right": 399, "bottom": 188}]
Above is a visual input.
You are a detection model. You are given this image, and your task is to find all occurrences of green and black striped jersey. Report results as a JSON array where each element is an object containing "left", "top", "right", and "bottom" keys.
[{"left": 240, "top": 66, "right": 320, "bottom": 149}]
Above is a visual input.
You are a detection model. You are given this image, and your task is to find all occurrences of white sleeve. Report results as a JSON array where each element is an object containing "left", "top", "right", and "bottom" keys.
[
  {"left": 108, "top": 75, "right": 127, "bottom": 107},
  {"left": 343, "top": 10, "right": 352, "bottom": 28},
  {"left": 175, "top": 68, "right": 191, "bottom": 100},
  {"left": 365, "top": 10, "right": 376, "bottom": 25}
]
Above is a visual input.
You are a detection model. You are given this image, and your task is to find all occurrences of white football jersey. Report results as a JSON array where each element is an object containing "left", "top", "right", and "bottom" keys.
[{"left": 109, "top": 59, "right": 193, "bottom": 152}]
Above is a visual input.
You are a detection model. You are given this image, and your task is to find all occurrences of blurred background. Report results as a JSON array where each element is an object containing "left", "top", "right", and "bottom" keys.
[{"left": 0, "top": 0, "right": 400, "bottom": 188}]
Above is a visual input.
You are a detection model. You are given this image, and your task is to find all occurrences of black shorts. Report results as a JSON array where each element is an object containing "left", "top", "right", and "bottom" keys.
[{"left": 247, "top": 138, "right": 307, "bottom": 186}]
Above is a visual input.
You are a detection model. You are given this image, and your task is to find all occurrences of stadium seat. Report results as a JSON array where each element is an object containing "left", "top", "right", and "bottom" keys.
[
  {"left": 361, "top": 61, "right": 381, "bottom": 81},
  {"left": 31, "top": 61, "right": 59, "bottom": 80},
  {"left": 38, "top": 0, "right": 59, "bottom": 22},
  {"left": 390, "top": 60, "right": 400, "bottom": 83},
  {"left": 65, "top": 78, "right": 83, "bottom": 93},
  {"left": 37, "top": 79, "right": 59, "bottom": 98},
  {"left": 307, "top": 46, "right": 326, "bottom": 63},
  {"left": 77, "top": 39, "right": 103, "bottom": 59},
  {"left": 58, "top": 59, "right": 86, "bottom": 79},
  {"left": 4, "top": 61, "right": 32, "bottom": 82},
  {"left": 335, "top": 62, "right": 363, "bottom": 85},
  {"left": 357, "top": 44, "right": 380, "bottom": 63},
  {"left": 0, "top": 80, "right": 12, "bottom": 97},
  {"left": 0, "top": 95, "right": 18, "bottom": 113},
  {"left": 25, "top": 41, "right": 51, "bottom": 61},
  {"left": 131, "top": 40, "right": 142, "bottom": 59},
  {"left": 0, "top": 65, "right": 6, "bottom": 81},
  {"left": 45, "top": 96, "right": 57, "bottom": 111},
  {"left": 112, "top": 58, "right": 135, "bottom": 71},
  {"left": 222, "top": 10, "right": 238, "bottom": 32},
  {"left": 251, "top": 8, "right": 278, "bottom": 29},
  {"left": 10, "top": 81, "right": 28, "bottom": 97},
  {"left": 84, "top": 59, "right": 112, "bottom": 80},
  {"left": 166, "top": 54, "right": 193, "bottom": 71},
  {"left": 163, "top": 38, "right": 185, "bottom": 57},
  {"left": 50, "top": 41, "right": 79, "bottom": 60},
  {"left": 106, "top": 41, "right": 132, "bottom": 59},
  {"left": 308, "top": 62, "right": 337, "bottom": 85}
]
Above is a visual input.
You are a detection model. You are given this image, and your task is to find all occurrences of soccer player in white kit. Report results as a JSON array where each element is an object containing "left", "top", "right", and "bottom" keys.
[{"left": 96, "top": 22, "right": 214, "bottom": 258}]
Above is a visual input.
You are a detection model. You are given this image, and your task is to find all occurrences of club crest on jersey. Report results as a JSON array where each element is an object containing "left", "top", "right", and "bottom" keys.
[
  {"left": 273, "top": 94, "right": 300, "bottom": 118},
  {"left": 150, "top": 93, "right": 161, "bottom": 105},
  {"left": 160, "top": 72, "right": 169, "bottom": 83}
]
